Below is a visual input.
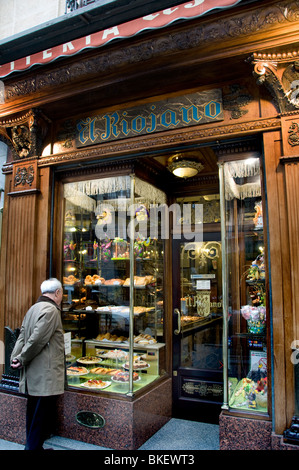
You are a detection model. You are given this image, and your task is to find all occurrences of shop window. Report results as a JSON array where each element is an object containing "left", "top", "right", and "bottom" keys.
[
  {"left": 220, "top": 157, "right": 269, "bottom": 414},
  {"left": 62, "top": 175, "right": 166, "bottom": 395}
]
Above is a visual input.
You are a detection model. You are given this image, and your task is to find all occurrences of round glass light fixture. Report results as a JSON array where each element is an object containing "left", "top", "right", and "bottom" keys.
[{"left": 167, "top": 155, "right": 204, "bottom": 178}]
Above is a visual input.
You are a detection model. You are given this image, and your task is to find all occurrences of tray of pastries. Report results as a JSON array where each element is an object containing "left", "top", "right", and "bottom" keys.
[
  {"left": 95, "top": 305, "right": 146, "bottom": 316},
  {"left": 95, "top": 332, "right": 128, "bottom": 342},
  {"left": 77, "top": 356, "right": 102, "bottom": 365},
  {"left": 84, "top": 274, "right": 105, "bottom": 286},
  {"left": 123, "top": 358, "right": 150, "bottom": 370},
  {"left": 103, "top": 278, "right": 124, "bottom": 286},
  {"left": 63, "top": 275, "right": 80, "bottom": 285},
  {"left": 80, "top": 379, "right": 111, "bottom": 390},
  {"left": 123, "top": 275, "right": 155, "bottom": 287},
  {"left": 98, "top": 349, "right": 127, "bottom": 361},
  {"left": 112, "top": 371, "right": 140, "bottom": 383},
  {"left": 90, "top": 367, "right": 122, "bottom": 376},
  {"left": 134, "top": 333, "right": 157, "bottom": 344},
  {"left": 67, "top": 366, "right": 89, "bottom": 376}
]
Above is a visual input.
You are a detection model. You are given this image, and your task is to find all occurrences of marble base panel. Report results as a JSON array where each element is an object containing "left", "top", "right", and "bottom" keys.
[
  {"left": 57, "top": 378, "right": 172, "bottom": 450},
  {"left": 0, "top": 379, "right": 171, "bottom": 450},
  {"left": 219, "top": 412, "right": 272, "bottom": 450},
  {"left": 0, "top": 392, "right": 27, "bottom": 445},
  {"left": 271, "top": 433, "right": 299, "bottom": 450}
]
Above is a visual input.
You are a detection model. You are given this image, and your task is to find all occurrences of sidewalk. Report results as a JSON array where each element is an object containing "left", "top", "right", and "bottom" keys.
[{"left": 0, "top": 418, "right": 220, "bottom": 450}]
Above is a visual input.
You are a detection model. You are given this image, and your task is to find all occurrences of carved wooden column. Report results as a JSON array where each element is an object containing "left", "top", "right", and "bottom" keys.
[
  {"left": 281, "top": 122, "right": 299, "bottom": 444},
  {"left": 280, "top": 116, "right": 299, "bottom": 343},
  {"left": 0, "top": 110, "right": 50, "bottom": 339},
  {"left": 6, "top": 160, "right": 40, "bottom": 324},
  {"left": 250, "top": 50, "right": 299, "bottom": 440}
]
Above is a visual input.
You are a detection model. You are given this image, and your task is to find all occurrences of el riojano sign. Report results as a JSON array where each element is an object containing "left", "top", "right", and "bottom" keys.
[{"left": 76, "top": 89, "right": 223, "bottom": 147}]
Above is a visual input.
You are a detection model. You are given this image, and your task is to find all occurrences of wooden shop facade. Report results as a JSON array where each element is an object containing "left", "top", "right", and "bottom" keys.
[{"left": 0, "top": 0, "right": 299, "bottom": 450}]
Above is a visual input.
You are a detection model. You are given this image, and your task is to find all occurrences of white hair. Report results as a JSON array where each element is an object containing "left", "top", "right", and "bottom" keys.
[{"left": 40, "top": 278, "right": 62, "bottom": 294}]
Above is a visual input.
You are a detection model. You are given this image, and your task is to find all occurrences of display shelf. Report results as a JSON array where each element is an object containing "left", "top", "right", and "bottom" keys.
[
  {"left": 66, "top": 370, "right": 160, "bottom": 395},
  {"left": 86, "top": 339, "right": 165, "bottom": 351}
]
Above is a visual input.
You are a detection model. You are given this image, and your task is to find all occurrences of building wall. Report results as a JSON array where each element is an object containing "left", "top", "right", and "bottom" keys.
[{"left": 0, "top": 0, "right": 65, "bottom": 40}]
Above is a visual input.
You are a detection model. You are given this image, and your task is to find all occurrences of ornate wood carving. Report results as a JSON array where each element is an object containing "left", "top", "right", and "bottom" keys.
[
  {"left": 222, "top": 84, "right": 253, "bottom": 119},
  {"left": 250, "top": 52, "right": 299, "bottom": 114},
  {"left": 0, "top": 109, "right": 49, "bottom": 160},
  {"left": 3, "top": 1, "right": 299, "bottom": 102},
  {"left": 9, "top": 160, "right": 39, "bottom": 196},
  {"left": 281, "top": 113, "right": 299, "bottom": 157},
  {"left": 14, "top": 165, "right": 35, "bottom": 187}
]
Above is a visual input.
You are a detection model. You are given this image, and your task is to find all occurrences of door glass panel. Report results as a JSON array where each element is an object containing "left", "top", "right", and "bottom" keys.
[
  {"left": 175, "top": 194, "right": 223, "bottom": 374},
  {"left": 180, "top": 241, "right": 223, "bottom": 370}
]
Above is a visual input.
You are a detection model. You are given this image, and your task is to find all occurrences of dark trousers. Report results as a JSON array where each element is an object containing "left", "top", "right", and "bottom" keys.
[{"left": 25, "top": 395, "right": 58, "bottom": 450}]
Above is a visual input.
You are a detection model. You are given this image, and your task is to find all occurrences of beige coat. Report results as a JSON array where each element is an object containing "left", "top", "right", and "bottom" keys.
[{"left": 11, "top": 296, "right": 65, "bottom": 396}]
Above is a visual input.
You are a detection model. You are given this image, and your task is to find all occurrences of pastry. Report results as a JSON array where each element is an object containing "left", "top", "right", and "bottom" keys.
[
  {"left": 112, "top": 371, "right": 139, "bottom": 382},
  {"left": 63, "top": 275, "right": 79, "bottom": 285},
  {"left": 123, "top": 360, "right": 149, "bottom": 370},
  {"left": 101, "top": 349, "right": 127, "bottom": 360},
  {"left": 123, "top": 276, "right": 155, "bottom": 286},
  {"left": 95, "top": 333, "right": 127, "bottom": 342},
  {"left": 85, "top": 274, "right": 105, "bottom": 285},
  {"left": 77, "top": 356, "right": 101, "bottom": 364},
  {"left": 90, "top": 367, "right": 121, "bottom": 376},
  {"left": 104, "top": 278, "right": 124, "bottom": 285},
  {"left": 67, "top": 366, "right": 89, "bottom": 376},
  {"left": 81, "top": 379, "right": 111, "bottom": 389},
  {"left": 134, "top": 333, "right": 157, "bottom": 344}
]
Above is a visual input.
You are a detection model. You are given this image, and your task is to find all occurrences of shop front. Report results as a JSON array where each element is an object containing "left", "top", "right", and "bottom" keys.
[{"left": 0, "top": 0, "right": 299, "bottom": 450}]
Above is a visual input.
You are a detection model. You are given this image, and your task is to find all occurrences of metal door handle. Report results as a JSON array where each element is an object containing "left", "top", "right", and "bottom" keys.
[{"left": 174, "top": 308, "right": 181, "bottom": 335}]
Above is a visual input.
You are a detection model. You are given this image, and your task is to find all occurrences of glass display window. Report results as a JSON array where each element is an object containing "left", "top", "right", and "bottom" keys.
[
  {"left": 62, "top": 175, "right": 166, "bottom": 395},
  {"left": 220, "top": 157, "right": 269, "bottom": 414}
]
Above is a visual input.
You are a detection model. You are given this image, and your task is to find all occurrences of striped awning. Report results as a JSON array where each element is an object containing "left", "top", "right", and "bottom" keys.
[{"left": 0, "top": 0, "right": 241, "bottom": 79}]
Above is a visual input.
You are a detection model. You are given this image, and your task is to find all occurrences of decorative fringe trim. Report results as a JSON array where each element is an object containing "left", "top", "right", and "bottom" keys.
[
  {"left": 224, "top": 158, "right": 261, "bottom": 200},
  {"left": 63, "top": 176, "right": 166, "bottom": 212}
]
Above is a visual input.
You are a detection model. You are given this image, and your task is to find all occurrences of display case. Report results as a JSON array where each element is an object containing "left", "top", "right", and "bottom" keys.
[
  {"left": 62, "top": 175, "right": 166, "bottom": 395},
  {"left": 220, "top": 157, "right": 269, "bottom": 414}
]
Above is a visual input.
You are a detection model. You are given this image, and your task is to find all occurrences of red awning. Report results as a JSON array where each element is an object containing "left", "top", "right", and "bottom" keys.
[{"left": 0, "top": 0, "right": 241, "bottom": 79}]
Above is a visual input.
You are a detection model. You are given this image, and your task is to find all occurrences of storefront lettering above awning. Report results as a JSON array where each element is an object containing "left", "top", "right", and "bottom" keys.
[{"left": 0, "top": 0, "right": 241, "bottom": 79}]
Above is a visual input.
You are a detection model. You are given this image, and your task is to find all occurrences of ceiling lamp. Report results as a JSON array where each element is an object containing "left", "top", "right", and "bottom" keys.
[{"left": 167, "top": 154, "right": 204, "bottom": 178}]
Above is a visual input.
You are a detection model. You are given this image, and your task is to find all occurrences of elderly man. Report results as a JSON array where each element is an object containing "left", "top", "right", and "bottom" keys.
[{"left": 11, "top": 278, "right": 65, "bottom": 450}]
